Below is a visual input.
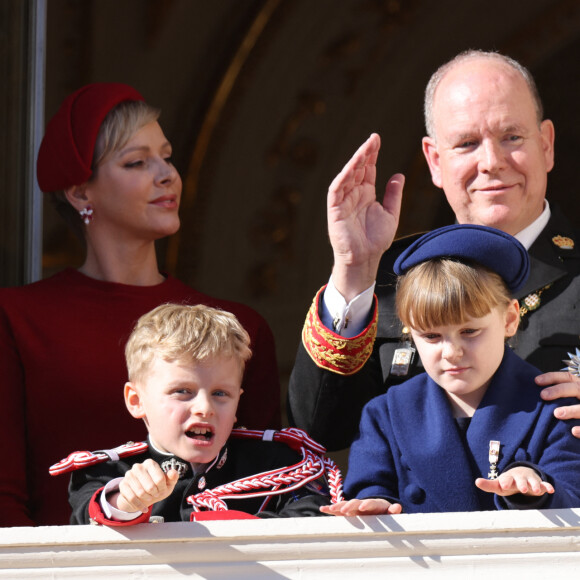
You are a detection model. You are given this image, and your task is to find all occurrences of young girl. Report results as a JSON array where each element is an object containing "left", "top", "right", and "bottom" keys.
[{"left": 321, "top": 224, "right": 580, "bottom": 516}]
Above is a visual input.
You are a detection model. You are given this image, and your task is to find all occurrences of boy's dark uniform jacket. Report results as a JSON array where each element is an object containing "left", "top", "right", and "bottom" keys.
[
  {"left": 345, "top": 346, "right": 580, "bottom": 513},
  {"left": 289, "top": 206, "right": 580, "bottom": 450},
  {"left": 68, "top": 437, "right": 331, "bottom": 525}
]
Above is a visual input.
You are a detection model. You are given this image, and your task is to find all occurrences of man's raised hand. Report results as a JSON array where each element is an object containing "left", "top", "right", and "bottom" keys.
[{"left": 328, "top": 133, "right": 404, "bottom": 301}]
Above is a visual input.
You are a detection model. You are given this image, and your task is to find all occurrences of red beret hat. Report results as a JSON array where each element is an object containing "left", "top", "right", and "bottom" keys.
[{"left": 36, "top": 82, "right": 145, "bottom": 193}]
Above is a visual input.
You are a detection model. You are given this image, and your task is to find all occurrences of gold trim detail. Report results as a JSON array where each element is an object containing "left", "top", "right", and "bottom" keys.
[{"left": 302, "top": 286, "right": 377, "bottom": 376}]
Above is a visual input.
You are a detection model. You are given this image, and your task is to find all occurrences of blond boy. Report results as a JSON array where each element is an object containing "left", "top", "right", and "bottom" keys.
[{"left": 57, "top": 304, "right": 331, "bottom": 524}]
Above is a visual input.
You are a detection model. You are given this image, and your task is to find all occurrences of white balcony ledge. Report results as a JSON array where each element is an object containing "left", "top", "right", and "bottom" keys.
[{"left": 1, "top": 508, "right": 579, "bottom": 578}]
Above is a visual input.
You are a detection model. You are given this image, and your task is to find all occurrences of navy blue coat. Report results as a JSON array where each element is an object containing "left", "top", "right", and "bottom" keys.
[{"left": 345, "top": 347, "right": 580, "bottom": 513}]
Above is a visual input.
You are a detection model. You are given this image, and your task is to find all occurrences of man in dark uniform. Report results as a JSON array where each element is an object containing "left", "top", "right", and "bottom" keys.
[{"left": 288, "top": 50, "right": 580, "bottom": 452}]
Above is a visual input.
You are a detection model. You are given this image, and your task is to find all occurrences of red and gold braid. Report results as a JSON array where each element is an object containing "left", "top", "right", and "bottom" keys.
[{"left": 301, "top": 286, "right": 378, "bottom": 375}]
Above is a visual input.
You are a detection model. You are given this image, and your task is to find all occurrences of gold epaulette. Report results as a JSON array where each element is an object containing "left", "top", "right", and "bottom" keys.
[{"left": 301, "top": 286, "right": 378, "bottom": 376}]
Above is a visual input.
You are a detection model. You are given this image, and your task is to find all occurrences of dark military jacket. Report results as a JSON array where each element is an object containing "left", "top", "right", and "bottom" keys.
[{"left": 68, "top": 436, "right": 331, "bottom": 524}]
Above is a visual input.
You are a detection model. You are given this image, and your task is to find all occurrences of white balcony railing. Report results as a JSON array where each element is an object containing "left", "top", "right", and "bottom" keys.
[{"left": 1, "top": 508, "right": 579, "bottom": 578}]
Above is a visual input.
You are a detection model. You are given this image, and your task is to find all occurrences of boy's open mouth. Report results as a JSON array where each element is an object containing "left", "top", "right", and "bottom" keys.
[{"left": 186, "top": 426, "right": 214, "bottom": 441}]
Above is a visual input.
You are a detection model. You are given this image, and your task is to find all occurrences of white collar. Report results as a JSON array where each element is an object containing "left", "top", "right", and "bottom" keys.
[{"left": 513, "top": 200, "right": 551, "bottom": 250}]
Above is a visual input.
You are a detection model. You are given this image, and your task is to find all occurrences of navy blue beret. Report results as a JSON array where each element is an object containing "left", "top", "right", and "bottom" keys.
[{"left": 393, "top": 224, "right": 530, "bottom": 294}]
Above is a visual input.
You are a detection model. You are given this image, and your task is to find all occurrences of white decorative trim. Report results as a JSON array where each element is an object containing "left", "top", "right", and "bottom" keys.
[{"left": 262, "top": 429, "right": 276, "bottom": 441}]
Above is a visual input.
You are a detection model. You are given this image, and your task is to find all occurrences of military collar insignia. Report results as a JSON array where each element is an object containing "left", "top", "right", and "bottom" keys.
[
  {"left": 216, "top": 447, "right": 228, "bottom": 470},
  {"left": 161, "top": 457, "right": 189, "bottom": 478},
  {"left": 522, "top": 293, "right": 541, "bottom": 312},
  {"left": 552, "top": 235, "right": 574, "bottom": 250},
  {"left": 191, "top": 447, "right": 228, "bottom": 491},
  {"left": 519, "top": 283, "right": 552, "bottom": 318},
  {"left": 193, "top": 445, "right": 228, "bottom": 481},
  {"left": 563, "top": 348, "right": 580, "bottom": 377}
]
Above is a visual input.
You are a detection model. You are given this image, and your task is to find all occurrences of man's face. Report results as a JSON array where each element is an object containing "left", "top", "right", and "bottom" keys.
[{"left": 422, "top": 59, "right": 555, "bottom": 236}]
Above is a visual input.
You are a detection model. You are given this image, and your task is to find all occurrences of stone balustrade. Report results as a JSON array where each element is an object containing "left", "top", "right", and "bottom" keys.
[{"left": 1, "top": 508, "right": 579, "bottom": 578}]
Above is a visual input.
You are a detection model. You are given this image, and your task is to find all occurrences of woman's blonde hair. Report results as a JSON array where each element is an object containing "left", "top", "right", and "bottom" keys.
[
  {"left": 396, "top": 259, "right": 516, "bottom": 331},
  {"left": 125, "top": 303, "right": 252, "bottom": 383},
  {"left": 91, "top": 100, "right": 160, "bottom": 168}
]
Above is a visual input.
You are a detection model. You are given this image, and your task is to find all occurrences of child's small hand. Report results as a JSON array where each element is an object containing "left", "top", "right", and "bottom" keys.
[
  {"left": 320, "top": 498, "right": 402, "bottom": 517},
  {"left": 113, "top": 459, "right": 180, "bottom": 513},
  {"left": 475, "top": 466, "right": 554, "bottom": 497}
]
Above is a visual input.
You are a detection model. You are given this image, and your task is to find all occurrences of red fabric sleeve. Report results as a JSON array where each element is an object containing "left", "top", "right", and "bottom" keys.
[{"left": 88, "top": 488, "right": 151, "bottom": 527}]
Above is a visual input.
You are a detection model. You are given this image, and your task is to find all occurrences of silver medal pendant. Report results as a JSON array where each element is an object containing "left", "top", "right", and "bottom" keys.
[{"left": 487, "top": 440, "right": 500, "bottom": 479}]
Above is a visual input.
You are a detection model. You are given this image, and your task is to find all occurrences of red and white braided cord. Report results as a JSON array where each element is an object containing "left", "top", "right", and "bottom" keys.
[
  {"left": 187, "top": 427, "right": 344, "bottom": 512},
  {"left": 324, "top": 457, "right": 344, "bottom": 504}
]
